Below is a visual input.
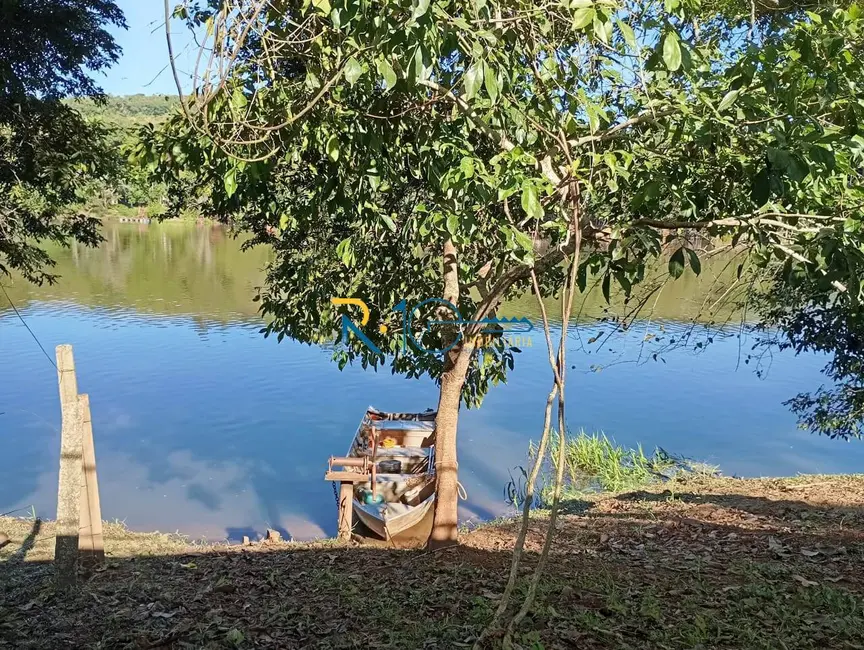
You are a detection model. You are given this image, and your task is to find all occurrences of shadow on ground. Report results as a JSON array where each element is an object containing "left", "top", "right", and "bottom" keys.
[
  {"left": 2, "top": 475, "right": 864, "bottom": 649},
  {"left": 618, "top": 489, "right": 864, "bottom": 521}
]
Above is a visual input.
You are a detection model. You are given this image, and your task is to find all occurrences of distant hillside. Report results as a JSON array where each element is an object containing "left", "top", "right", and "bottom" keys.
[
  {"left": 65, "top": 94, "right": 178, "bottom": 127},
  {"left": 61, "top": 95, "right": 180, "bottom": 216}
]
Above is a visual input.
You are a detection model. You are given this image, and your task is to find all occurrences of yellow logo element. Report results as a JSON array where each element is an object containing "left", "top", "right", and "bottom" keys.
[{"left": 330, "top": 297, "right": 371, "bottom": 325}]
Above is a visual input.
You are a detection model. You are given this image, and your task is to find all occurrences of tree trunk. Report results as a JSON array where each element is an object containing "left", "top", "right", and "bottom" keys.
[{"left": 429, "top": 341, "right": 474, "bottom": 548}]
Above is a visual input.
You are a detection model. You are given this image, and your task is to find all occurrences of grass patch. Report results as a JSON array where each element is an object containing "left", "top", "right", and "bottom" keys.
[
  {"left": 0, "top": 515, "right": 191, "bottom": 565},
  {"left": 509, "top": 430, "right": 717, "bottom": 507},
  {"left": 528, "top": 431, "right": 675, "bottom": 503},
  {"left": 545, "top": 430, "right": 675, "bottom": 492}
]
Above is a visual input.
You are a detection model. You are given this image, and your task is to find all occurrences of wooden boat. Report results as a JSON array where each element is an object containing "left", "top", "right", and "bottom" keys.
[{"left": 341, "top": 407, "right": 437, "bottom": 540}]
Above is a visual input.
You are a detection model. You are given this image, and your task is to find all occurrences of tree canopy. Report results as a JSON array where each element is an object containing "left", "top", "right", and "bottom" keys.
[
  {"left": 148, "top": 0, "right": 864, "bottom": 542},
  {"left": 151, "top": 0, "right": 863, "bottom": 407},
  {"left": 0, "top": 0, "right": 126, "bottom": 284}
]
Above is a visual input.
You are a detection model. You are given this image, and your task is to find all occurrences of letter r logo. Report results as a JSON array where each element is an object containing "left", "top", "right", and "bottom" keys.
[{"left": 330, "top": 297, "right": 383, "bottom": 356}]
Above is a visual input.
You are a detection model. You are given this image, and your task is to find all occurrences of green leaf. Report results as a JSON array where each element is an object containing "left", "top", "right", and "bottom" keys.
[
  {"left": 226, "top": 628, "right": 245, "bottom": 646},
  {"left": 751, "top": 168, "right": 771, "bottom": 207},
  {"left": 312, "top": 0, "right": 331, "bottom": 16},
  {"left": 231, "top": 87, "right": 247, "bottom": 109},
  {"left": 593, "top": 16, "right": 611, "bottom": 44},
  {"left": 541, "top": 56, "right": 557, "bottom": 80},
  {"left": 446, "top": 214, "right": 459, "bottom": 235},
  {"left": 572, "top": 7, "right": 595, "bottom": 29},
  {"left": 717, "top": 89, "right": 740, "bottom": 112},
  {"left": 668, "top": 247, "right": 685, "bottom": 278},
  {"left": 585, "top": 101, "right": 601, "bottom": 133},
  {"left": 513, "top": 229, "right": 534, "bottom": 252},
  {"left": 412, "top": 0, "right": 430, "bottom": 19},
  {"left": 617, "top": 19, "right": 636, "bottom": 49},
  {"left": 381, "top": 214, "right": 397, "bottom": 232},
  {"left": 520, "top": 182, "right": 543, "bottom": 219},
  {"left": 632, "top": 180, "right": 661, "bottom": 208},
  {"left": 460, "top": 156, "right": 475, "bottom": 178},
  {"left": 787, "top": 153, "right": 810, "bottom": 183},
  {"left": 808, "top": 144, "right": 836, "bottom": 172},
  {"left": 464, "top": 62, "right": 483, "bottom": 100},
  {"left": 769, "top": 147, "right": 809, "bottom": 182},
  {"left": 326, "top": 135, "right": 339, "bottom": 161},
  {"left": 602, "top": 273, "right": 611, "bottom": 303},
  {"left": 344, "top": 57, "right": 363, "bottom": 85},
  {"left": 685, "top": 248, "right": 701, "bottom": 276},
  {"left": 577, "top": 263, "right": 588, "bottom": 292},
  {"left": 305, "top": 70, "right": 321, "bottom": 90},
  {"left": 412, "top": 46, "right": 431, "bottom": 82},
  {"left": 377, "top": 59, "right": 397, "bottom": 90},
  {"left": 336, "top": 237, "right": 354, "bottom": 267},
  {"left": 224, "top": 168, "right": 237, "bottom": 198},
  {"left": 662, "top": 32, "right": 682, "bottom": 71},
  {"left": 483, "top": 62, "right": 499, "bottom": 104}
]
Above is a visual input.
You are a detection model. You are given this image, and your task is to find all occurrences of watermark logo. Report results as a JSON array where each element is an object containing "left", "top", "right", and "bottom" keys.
[{"left": 331, "top": 297, "right": 534, "bottom": 356}]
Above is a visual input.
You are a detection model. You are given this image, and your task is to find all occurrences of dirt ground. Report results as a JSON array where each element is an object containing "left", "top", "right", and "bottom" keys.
[{"left": 2, "top": 474, "right": 864, "bottom": 649}]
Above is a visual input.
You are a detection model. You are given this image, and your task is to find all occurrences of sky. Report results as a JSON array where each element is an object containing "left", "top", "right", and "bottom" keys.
[{"left": 97, "top": 1, "right": 195, "bottom": 96}]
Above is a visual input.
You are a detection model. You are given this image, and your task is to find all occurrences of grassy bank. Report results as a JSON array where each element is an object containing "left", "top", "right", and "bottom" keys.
[
  {"left": 514, "top": 430, "right": 718, "bottom": 506},
  {"left": 3, "top": 474, "right": 864, "bottom": 649}
]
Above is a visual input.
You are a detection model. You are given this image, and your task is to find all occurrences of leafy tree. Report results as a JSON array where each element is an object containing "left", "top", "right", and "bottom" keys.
[
  {"left": 756, "top": 274, "right": 864, "bottom": 440},
  {"left": 148, "top": 0, "right": 864, "bottom": 545},
  {"left": 0, "top": 0, "right": 126, "bottom": 284},
  {"left": 67, "top": 96, "right": 178, "bottom": 215}
]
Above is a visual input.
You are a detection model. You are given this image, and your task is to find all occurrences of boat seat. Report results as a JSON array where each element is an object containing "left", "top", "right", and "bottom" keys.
[
  {"left": 362, "top": 446, "right": 431, "bottom": 458},
  {"left": 367, "top": 420, "right": 435, "bottom": 432},
  {"left": 356, "top": 473, "right": 431, "bottom": 501}
]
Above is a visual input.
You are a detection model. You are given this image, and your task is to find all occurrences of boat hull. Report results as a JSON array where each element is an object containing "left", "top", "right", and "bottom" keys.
[
  {"left": 354, "top": 494, "right": 435, "bottom": 539},
  {"left": 345, "top": 406, "right": 437, "bottom": 541}
]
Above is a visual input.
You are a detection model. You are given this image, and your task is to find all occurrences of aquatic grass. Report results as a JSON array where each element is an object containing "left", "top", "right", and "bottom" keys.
[{"left": 519, "top": 430, "right": 683, "bottom": 505}]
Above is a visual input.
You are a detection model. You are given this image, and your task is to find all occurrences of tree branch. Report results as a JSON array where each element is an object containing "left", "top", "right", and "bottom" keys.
[
  {"left": 568, "top": 108, "right": 677, "bottom": 147},
  {"left": 419, "top": 79, "right": 562, "bottom": 186}
]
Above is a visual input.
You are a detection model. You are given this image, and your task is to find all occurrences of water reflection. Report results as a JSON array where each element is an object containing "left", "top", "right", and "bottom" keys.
[{"left": 1, "top": 221, "right": 862, "bottom": 540}]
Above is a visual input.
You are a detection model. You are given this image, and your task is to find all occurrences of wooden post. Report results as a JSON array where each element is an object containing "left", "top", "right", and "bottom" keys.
[
  {"left": 54, "top": 389, "right": 84, "bottom": 590},
  {"left": 78, "top": 394, "right": 104, "bottom": 564},
  {"left": 55, "top": 345, "right": 106, "bottom": 586},
  {"left": 56, "top": 344, "right": 78, "bottom": 413},
  {"left": 56, "top": 345, "right": 104, "bottom": 566},
  {"left": 337, "top": 482, "right": 354, "bottom": 541}
]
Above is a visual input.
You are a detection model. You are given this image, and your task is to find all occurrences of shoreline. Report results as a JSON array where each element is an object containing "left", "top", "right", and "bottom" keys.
[
  {"left": 3, "top": 473, "right": 864, "bottom": 648},
  {"left": 2, "top": 472, "right": 861, "bottom": 556}
]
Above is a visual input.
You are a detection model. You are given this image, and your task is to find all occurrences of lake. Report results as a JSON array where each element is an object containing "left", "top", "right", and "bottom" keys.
[{"left": 1, "top": 221, "right": 862, "bottom": 541}]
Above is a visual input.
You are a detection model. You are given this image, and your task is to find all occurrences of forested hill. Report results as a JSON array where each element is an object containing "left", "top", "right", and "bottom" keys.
[
  {"left": 65, "top": 94, "right": 178, "bottom": 127},
  {"left": 62, "top": 95, "right": 181, "bottom": 217}
]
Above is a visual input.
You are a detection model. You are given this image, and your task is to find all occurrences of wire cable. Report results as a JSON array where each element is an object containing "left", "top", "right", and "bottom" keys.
[{"left": 0, "top": 282, "right": 56, "bottom": 369}]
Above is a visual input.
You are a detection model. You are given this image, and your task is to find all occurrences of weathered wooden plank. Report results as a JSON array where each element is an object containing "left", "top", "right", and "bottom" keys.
[
  {"left": 56, "top": 344, "right": 78, "bottom": 405},
  {"left": 78, "top": 394, "right": 104, "bottom": 565},
  {"left": 337, "top": 482, "right": 354, "bottom": 541},
  {"left": 55, "top": 345, "right": 104, "bottom": 566},
  {"left": 54, "top": 382, "right": 84, "bottom": 590},
  {"left": 325, "top": 471, "right": 371, "bottom": 483}
]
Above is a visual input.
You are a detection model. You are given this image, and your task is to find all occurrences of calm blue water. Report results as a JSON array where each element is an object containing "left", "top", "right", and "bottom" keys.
[{"left": 1, "top": 223, "right": 861, "bottom": 540}]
